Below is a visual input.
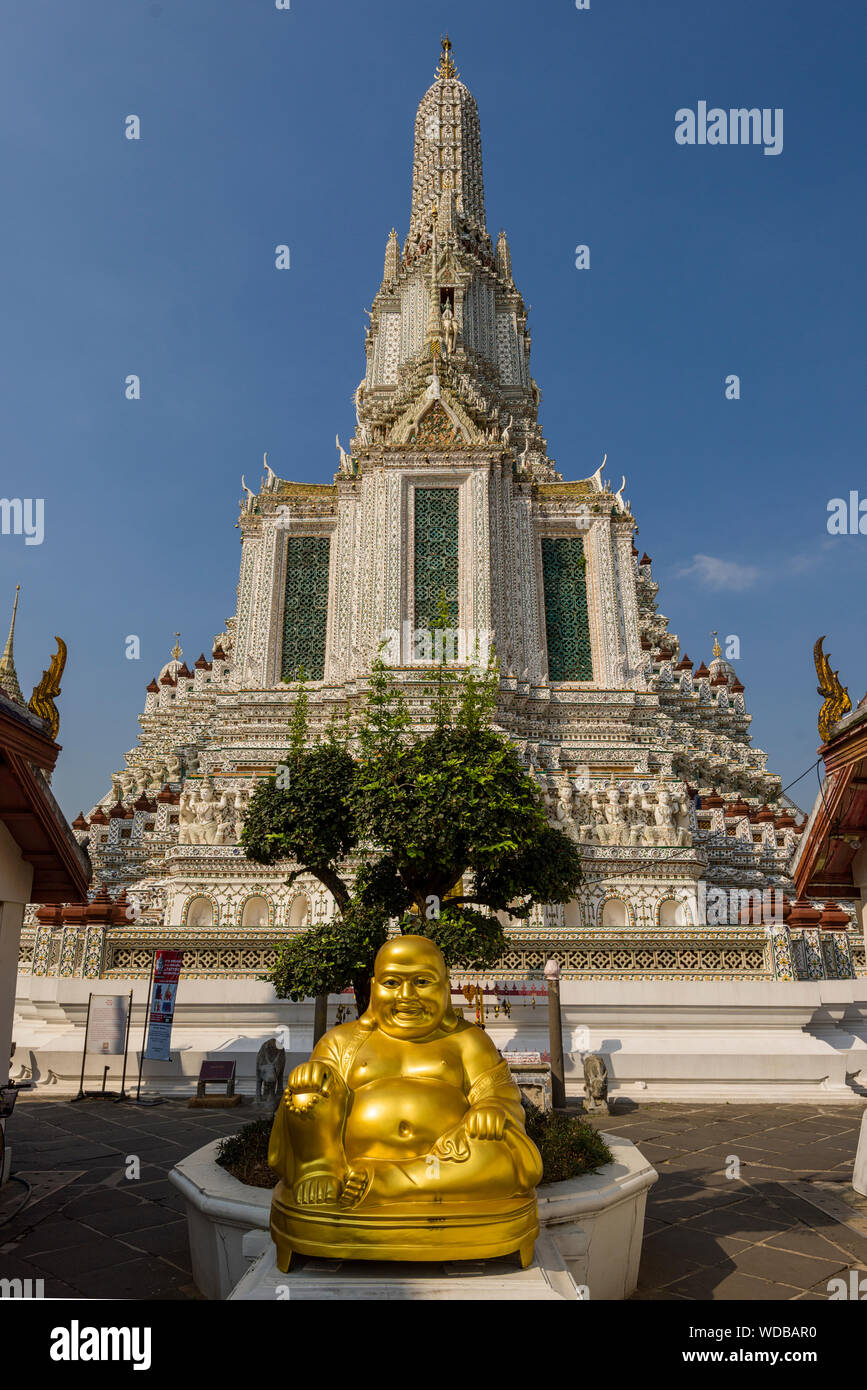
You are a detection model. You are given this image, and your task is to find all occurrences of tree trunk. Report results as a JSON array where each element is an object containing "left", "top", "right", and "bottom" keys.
[
  {"left": 353, "top": 973, "right": 371, "bottom": 1017},
  {"left": 312, "top": 993, "right": 329, "bottom": 1045}
]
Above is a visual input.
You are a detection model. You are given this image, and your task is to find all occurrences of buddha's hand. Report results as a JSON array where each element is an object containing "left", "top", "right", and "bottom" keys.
[
  {"left": 285, "top": 1060, "right": 333, "bottom": 1112},
  {"left": 464, "top": 1103, "right": 508, "bottom": 1141}
]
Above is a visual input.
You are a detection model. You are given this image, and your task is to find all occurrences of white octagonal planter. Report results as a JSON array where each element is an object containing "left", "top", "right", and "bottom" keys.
[
  {"left": 169, "top": 1131, "right": 656, "bottom": 1301},
  {"left": 536, "top": 1134, "right": 658, "bottom": 1299},
  {"left": 169, "top": 1139, "right": 272, "bottom": 1301}
]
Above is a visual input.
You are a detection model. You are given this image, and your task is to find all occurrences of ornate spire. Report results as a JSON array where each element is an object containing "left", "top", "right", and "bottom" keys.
[
  {"left": 495, "top": 229, "right": 513, "bottom": 282},
  {"left": 383, "top": 228, "right": 400, "bottom": 285},
  {"left": 438, "top": 36, "right": 457, "bottom": 80},
  {"left": 409, "top": 38, "right": 486, "bottom": 241},
  {"left": 172, "top": 633, "right": 182, "bottom": 662},
  {"left": 0, "top": 585, "right": 25, "bottom": 706},
  {"left": 712, "top": 631, "right": 722, "bottom": 659}
]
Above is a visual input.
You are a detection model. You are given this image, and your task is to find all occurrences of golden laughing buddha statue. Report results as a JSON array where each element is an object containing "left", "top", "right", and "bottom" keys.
[{"left": 268, "top": 935, "right": 543, "bottom": 1268}]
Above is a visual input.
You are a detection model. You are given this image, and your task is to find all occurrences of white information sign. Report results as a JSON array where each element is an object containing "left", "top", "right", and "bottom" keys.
[{"left": 87, "top": 994, "right": 129, "bottom": 1056}]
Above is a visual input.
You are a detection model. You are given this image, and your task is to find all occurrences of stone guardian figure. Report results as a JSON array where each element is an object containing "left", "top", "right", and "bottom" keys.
[
  {"left": 256, "top": 1037, "right": 286, "bottom": 1110},
  {"left": 583, "top": 1054, "right": 610, "bottom": 1115}
]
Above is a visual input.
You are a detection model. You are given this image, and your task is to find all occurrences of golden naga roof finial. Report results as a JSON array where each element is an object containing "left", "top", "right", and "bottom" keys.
[
  {"left": 438, "top": 34, "right": 457, "bottom": 80},
  {"left": 814, "top": 635, "right": 852, "bottom": 743},
  {"left": 29, "top": 636, "right": 67, "bottom": 742},
  {"left": 712, "top": 631, "right": 722, "bottom": 659}
]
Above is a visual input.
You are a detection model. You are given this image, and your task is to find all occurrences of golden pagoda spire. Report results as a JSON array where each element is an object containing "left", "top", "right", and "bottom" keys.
[
  {"left": 0, "top": 585, "right": 25, "bottom": 706},
  {"left": 172, "top": 632, "right": 182, "bottom": 662},
  {"left": 438, "top": 35, "right": 457, "bottom": 80},
  {"left": 711, "top": 631, "right": 722, "bottom": 659}
]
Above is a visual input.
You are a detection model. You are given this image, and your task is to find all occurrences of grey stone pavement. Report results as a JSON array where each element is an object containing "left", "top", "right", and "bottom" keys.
[
  {"left": 1, "top": 1095, "right": 865, "bottom": 1300},
  {"left": 0, "top": 1096, "right": 244, "bottom": 1300},
  {"left": 584, "top": 1101, "right": 867, "bottom": 1300}
]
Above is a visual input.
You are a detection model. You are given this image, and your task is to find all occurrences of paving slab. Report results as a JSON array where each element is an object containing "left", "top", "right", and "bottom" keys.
[
  {"left": 79, "top": 1201, "right": 177, "bottom": 1237},
  {"left": 729, "top": 1242, "right": 847, "bottom": 1289},
  {"left": 665, "top": 1267, "right": 804, "bottom": 1301},
  {"left": 4, "top": 1095, "right": 866, "bottom": 1303}
]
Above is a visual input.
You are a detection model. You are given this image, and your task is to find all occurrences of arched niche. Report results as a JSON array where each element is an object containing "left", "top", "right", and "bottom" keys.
[
  {"left": 241, "top": 895, "right": 270, "bottom": 928},
  {"left": 600, "top": 897, "right": 629, "bottom": 928},
  {"left": 185, "top": 895, "right": 214, "bottom": 928},
  {"left": 658, "top": 897, "right": 686, "bottom": 927},
  {"left": 288, "top": 894, "right": 311, "bottom": 928}
]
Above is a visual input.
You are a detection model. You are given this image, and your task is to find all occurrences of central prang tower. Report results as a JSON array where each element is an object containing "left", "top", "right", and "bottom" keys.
[
  {"left": 292, "top": 36, "right": 572, "bottom": 691},
  {"left": 29, "top": 40, "right": 851, "bottom": 1004},
  {"left": 183, "top": 39, "right": 799, "bottom": 958}
]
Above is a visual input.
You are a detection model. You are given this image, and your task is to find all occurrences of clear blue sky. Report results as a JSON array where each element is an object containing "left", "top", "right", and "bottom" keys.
[{"left": 1, "top": 0, "right": 865, "bottom": 819}]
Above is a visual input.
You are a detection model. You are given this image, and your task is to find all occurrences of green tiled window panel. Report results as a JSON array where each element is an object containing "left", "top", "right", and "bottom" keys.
[
  {"left": 541, "top": 536, "right": 592, "bottom": 682},
  {"left": 414, "top": 488, "right": 459, "bottom": 631},
  {"left": 281, "top": 536, "right": 330, "bottom": 682}
]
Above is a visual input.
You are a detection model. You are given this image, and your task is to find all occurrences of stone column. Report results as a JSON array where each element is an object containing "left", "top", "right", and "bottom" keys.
[
  {"left": 0, "top": 821, "right": 34, "bottom": 1088},
  {"left": 544, "top": 957, "right": 566, "bottom": 1109},
  {"left": 0, "top": 901, "right": 27, "bottom": 1090}
]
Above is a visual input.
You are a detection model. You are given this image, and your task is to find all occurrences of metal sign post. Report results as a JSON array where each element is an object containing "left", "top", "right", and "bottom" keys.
[
  {"left": 72, "top": 993, "right": 95, "bottom": 1102},
  {"left": 115, "top": 990, "right": 134, "bottom": 1103},
  {"left": 73, "top": 991, "right": 133, "bottom": 1103}
]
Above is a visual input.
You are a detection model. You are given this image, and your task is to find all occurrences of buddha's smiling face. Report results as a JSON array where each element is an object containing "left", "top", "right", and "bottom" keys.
[{"left": 370, "top": 937, "right": 450, "bottom": 1040}]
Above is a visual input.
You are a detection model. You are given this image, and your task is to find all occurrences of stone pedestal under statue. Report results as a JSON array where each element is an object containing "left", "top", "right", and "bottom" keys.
[{"left": 230, "top": 1229, "right": 579, "bottom": 1301}]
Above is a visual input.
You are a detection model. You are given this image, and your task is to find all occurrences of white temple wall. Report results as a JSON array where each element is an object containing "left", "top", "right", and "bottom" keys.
[
  {"left": 569, "top": 879, "right": 700, "bottom": 931},
  {"left": 12, "top": 974, "right": 867, "bottom": 1102}
]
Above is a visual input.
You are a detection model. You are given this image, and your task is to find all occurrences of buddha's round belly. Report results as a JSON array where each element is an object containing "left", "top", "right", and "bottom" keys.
[{"left": 346, "top": 1076, "right": 468, "bottom": 1159}]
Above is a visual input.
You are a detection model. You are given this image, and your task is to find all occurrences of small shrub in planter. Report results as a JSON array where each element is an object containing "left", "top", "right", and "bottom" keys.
[
  {"left": 217, "top": 1107, "right": 612, "bottom": 1190},
  {"left": 217, "top": 1118, "right": 276, "bottom": 1189},
  {"left": 523, "top": 1105, "right": 613, "bottom": 1184}
]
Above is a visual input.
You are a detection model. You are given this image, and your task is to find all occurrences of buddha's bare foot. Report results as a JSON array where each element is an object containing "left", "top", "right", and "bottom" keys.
[
  {"left": 292, "top": 1167, "right": 345, "bottom": 1206},
  {"left": 337, "top": 1167, "right": 371, "bottom": 1210}
]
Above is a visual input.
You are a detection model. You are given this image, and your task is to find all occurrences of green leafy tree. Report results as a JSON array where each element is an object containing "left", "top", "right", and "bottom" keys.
[{"left": 242, "top": 653, "right": 582, "bottom": 1013}]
